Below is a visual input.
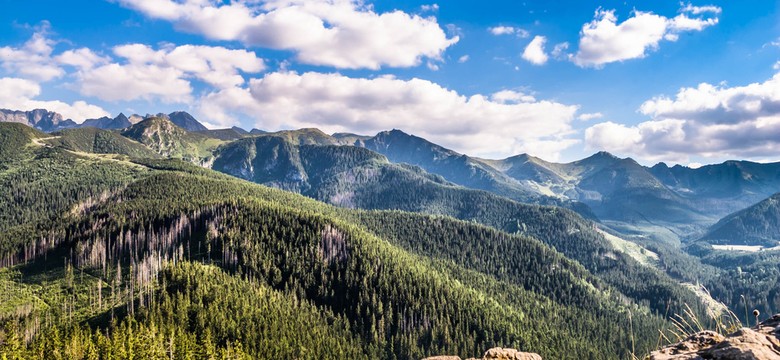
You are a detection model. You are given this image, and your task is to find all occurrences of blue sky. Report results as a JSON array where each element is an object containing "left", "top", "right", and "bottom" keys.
[{"left": 0, "top": 0, "right": 778, "bottom": 165}]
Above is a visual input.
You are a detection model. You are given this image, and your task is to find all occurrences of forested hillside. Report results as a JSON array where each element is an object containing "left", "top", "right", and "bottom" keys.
[
  {"left": 700, "top": 192, "right": 780, "bottom": 246},
  {"left": 0, "top": 122, "right": 682, "bottom": 359}
]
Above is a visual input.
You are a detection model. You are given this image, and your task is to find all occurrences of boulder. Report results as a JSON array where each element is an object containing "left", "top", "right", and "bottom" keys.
[
  {"left": 700, "top": 327, "right": 780, "bottom": 359},
  {"left": 482, "top": 347, "right": 542, "bottom": 360},
  {"left": 650, "top": 314, "right": 780, "bottom": 360}
]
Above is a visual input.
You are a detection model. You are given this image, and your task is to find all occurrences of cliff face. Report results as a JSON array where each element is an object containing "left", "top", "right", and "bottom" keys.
[
  {"left": 650, "top": 314, "right": 780, "bottom": 359},
  {"left": 0, "top": 108, "right": 76, "bottom": 131}
]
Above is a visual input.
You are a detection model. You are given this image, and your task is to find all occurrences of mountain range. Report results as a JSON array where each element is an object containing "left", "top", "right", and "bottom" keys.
[
  {"left": 4, "top": 108, "right": 780, "bottom": 241},
  {"left": 2, "top": 107, "right": 780, "bottom": 358}
]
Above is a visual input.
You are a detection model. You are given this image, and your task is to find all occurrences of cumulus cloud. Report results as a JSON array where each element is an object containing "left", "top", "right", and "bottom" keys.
[
  {"left": 0, "top": 77, "right": 108, "bottom": 121},
  {"left": 573, "top": 5, "right": 720, "bottom": 67},
  {"left": 585, "top": 71, "right": 780, "bottom": 162},
  {"left": 0, "top": 24, "right": 64, "bottom": 81},
  {"left": 488, "top": 26, "right": 530, "bottom": 38},
  {"left": 76, "top": 44, "right": 265, "bottom": 102},
  {"left": 56, "top": 48, "right": 111, "bottom": 70},
  {"left": 522, "top": 36, "right": 548, "bottom": 65},
  {"left": 578, "top": 112, "right": 603, "bottom": 121},
  {"left": 199, "top": 71, "right": 580, "bottom": 159},
  {"left": 458, "top": 55, "right": 469, "bottom": 63},
  {"left": 118, "top": 0, "right": 457, "bottom": 70}
]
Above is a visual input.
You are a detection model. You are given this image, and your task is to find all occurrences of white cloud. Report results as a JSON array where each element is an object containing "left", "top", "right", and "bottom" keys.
[
  {"left": 668, "top": 13, "right": 718, "bottom": 32},
  {"left": 573, "top": 5, "right": 720, "bottom": 67},
  {"left": 489, "top": 26, "right": 516, "bottom": 35},
  {"left": 585, "top": 71, "right": 780, "bottom": 162},
  {"left": 488, "top": 26, "right": 530, "bottom": 38},
  {"left": 79, "top": 63, "right": 192, "bottom": 103},
  {"left": 76, "top": 44, "right": 265, "bottom": 102},
  {"left": 0, "top": 77, "right": 108, "bottom": 121},
  {"left": 680, "top": 3, "right": 722, "bottom": 15},
  {"left": 490, "top": 90, "right": 536, "bottom": 104},
  {"left": 578, "top": 112, "right": 603, "bottom": 121},
  {"left": 56, "top": 48, "right": 110, "bottom": 70},
  {"left": 118, "top": 0, "right": 457, "bottom": 70},
  {"left": 0, "top": 25, "right": 64, "bottom": 81},
  {"left": 774, "top": 61, "right": 779, "bottom": 70},
  {"left": 199, "top": 71, "right": 580, "bottom": 159},
  {"left": 522, "top": 36, "right": 548, "bottom": 65},
  {"left": 458, "top": 55, "right": 469, "bottom": 63},
  {"left": 420, "top": 4, "right": 439, "bottom": 12},
  {"left": 551, "top": 42, "right": 570, "bottom": 60}
]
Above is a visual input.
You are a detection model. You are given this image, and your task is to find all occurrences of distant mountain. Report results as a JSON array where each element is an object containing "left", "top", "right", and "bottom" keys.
[
  {"left": 0, "top": 108, "right": 77, "bottom": 132},
  {"left": 121, "top": 116, "right": 221, "bottom": 161},
  {"left": 231, "top": 126, "right": 250, "bottom": 135},
  {"left": 4, "top": 106, "right": 779, "bottom": 234},
  {"left": 480, "top": 151, "right": 780, "bottom": 229},
  {"left": 212, "top": 134, "right": 448, "bottom": 198},
  {"left": 359, "top": 129, "right": 545, "bottom": 203},
  {"left": 81, "top": 113, "right": 132, "bottom": 130},
  {"left": 168, "top": 111, "right": 208, "bottom": 131},
  {"left": 195, "top": 127, "right": 249, "bottom": 141},
  {"left": 128, "top": 114, "right": 144, "bottom": 124},
  {"left": 77, "top": 111, "right": 208, "bottom": 132},
  {"left": 332, "top": 132, "right": 371, "bottom": 144},
  {"left": 266, "top": 128, "right": 352, "bottom": 146},
  {"left": 651, "top": 161, "right": 780, "bottom": 216},
  {"left": 700, "top": 192, "right": 780, "bottom": 246}
]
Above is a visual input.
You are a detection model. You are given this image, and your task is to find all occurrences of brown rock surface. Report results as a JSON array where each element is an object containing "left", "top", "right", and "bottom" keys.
[
  {"left": 650, "top": 330, "right": 725, "bottom": 360},
  {"left": 650, "top": 314, "right": 780, "bottom": 360},
  {"left": 481, "top": 347, "right": 542, "bottom": 360}
]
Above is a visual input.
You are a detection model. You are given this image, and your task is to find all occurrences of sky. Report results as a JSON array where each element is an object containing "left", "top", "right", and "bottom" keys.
[{"left": 0, "top": 0, "right": 778, "bottom": 166}]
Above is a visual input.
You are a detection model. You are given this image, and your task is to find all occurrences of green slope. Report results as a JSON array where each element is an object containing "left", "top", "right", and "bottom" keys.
[
  {"left": 211, "top": 134, "right": 703, "bottom": 318},
  {"left": 48, "top": 127, "right": 161, "bottom": 158},
  {"left": 0, "top": 127, "right": 678, "bottom": 359},
  {"left": 700, "top": 192, "right": 780, "bottom": 247}
]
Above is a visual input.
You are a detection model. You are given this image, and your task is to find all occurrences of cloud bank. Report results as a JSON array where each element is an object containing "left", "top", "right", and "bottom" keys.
[
  {"left": 0, "top": 77, "right": 109, "bottom": 121},
  {"left": 586, "top": 71, "right": 780, "bottom": 162},
  {"left": 118, "top": 0, "right": 458, "bottom": 70},
  {"left": 200, "top": 72, "right": 580, "bottom": 160},
  {"left": 76, "top": 44, "right": 265, "bottom": 102}
]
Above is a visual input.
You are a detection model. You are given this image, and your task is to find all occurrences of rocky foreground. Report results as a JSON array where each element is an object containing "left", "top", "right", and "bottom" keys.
[
  {"left": 423, "top": 347, "right": 542, "bottom": 360},
  {"left": 650, "top": 313, "right": 780, "bottom": 359},
  {"left": 423, "top": 314, "right": 780, "bottom": 360}
]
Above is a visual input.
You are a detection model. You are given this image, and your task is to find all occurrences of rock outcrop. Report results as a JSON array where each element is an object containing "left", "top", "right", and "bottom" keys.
[
  {"left": 0, "top": 108, "right": 77, "bottom": 131},
  {"left": 423, "top": 347, "right": 542, "bottom": 360},
  {"left": 650, "top": 314, "right": 780, "bottom": 359}
]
